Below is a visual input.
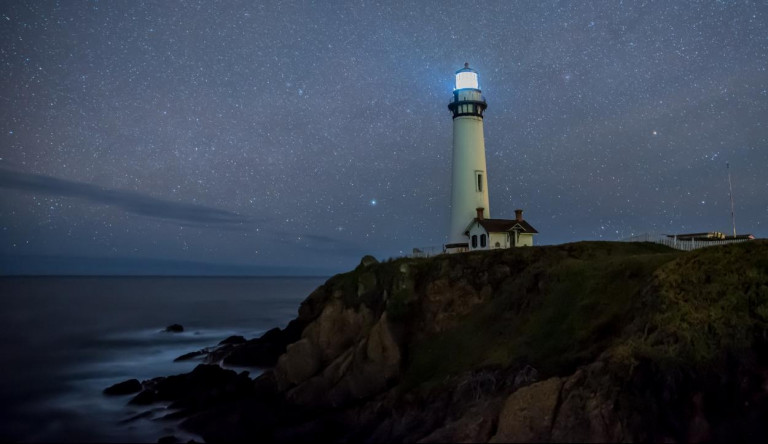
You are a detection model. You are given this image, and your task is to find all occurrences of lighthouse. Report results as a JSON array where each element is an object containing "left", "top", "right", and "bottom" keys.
[{"left": 447, "top": 63, "right": 490, "bottom": 250}]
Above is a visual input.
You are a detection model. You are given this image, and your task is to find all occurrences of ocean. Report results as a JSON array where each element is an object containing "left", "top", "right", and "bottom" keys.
[{"left": 0, "top": 276, "right": 326, "bottom": 443}]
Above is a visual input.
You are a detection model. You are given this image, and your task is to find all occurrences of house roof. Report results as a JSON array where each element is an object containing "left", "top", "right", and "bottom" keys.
[{"left": 469, "top": 218, "right": 539, "bottom": 234}]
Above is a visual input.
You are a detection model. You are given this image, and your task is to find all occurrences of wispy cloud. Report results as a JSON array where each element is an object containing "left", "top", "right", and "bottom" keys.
[{"left": 0, "top": 168, "right": 251, "bottom": 228}]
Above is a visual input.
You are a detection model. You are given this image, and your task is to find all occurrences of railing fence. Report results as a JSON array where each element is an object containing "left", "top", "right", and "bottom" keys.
[{"left": 621, "top": 233, "right": 751, "bottom": 251}]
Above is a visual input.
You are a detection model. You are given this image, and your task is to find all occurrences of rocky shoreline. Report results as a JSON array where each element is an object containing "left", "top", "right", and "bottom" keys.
[{"left": 107, "top": 241, "right": 768, "bottom": 443}]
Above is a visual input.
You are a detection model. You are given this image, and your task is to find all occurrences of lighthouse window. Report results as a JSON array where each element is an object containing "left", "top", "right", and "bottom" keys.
[
  {"left": 471, "top": 235, "right": 478, "bottom": 248},
  {"left": 476, "top": 172, "right": 483, "bottom": 192}
]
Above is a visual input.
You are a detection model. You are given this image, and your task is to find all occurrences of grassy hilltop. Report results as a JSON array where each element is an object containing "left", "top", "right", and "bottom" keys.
[{"left": 330, "top": 241, "right": 768, "bottom": 387}]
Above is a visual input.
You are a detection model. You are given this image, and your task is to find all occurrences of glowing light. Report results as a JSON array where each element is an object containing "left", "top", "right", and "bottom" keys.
[
  {"left": 370, "top": 199, "right": 377, "bottom": 206},
  {"left": 455, "top": 71, "right": 478, "bottom": 90}
]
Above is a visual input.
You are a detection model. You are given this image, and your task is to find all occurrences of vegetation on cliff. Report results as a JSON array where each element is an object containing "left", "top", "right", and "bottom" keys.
[{"left": 126, "top": 240, "right": 768, "bottom": 442}]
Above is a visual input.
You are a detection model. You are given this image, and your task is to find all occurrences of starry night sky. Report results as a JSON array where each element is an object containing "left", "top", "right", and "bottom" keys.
[{"left": 1, "top": 1, "right": 766, "bottom": 275}]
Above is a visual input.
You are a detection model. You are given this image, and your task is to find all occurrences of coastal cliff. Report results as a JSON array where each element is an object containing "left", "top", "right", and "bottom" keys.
[{"left": 131, "top": 240, "right": 768, "bottom": 442}]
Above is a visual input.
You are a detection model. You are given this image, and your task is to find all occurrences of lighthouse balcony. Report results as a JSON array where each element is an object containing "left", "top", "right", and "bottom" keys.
[{"left": 449, "top": 89, "right": 486, "bottom": 104}]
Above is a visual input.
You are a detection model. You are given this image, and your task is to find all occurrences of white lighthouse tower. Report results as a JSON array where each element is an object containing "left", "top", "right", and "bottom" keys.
[{"left": 447, "top": 63, "right": 490, "bottom": 250}]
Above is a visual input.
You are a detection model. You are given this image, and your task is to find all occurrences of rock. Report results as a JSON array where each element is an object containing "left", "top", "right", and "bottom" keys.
[
  {"left": 118, "top": 409, "right": 154, "bottom": 424},
  {"left": 129, "top": 364, "right": 253, "bottom": 409},
  {"left": 129, "top": 387, "right": 160, "bottom": 405},
  {"left": 164, "top": 324, "right": 184, "bottom": 333},
  {"left": 303, "top": 300, "right": 374, "bottom": 364},
  {"left": 274, "top": 300, "right": 375, "bottom": 392},
  {"left": 157, "top": 435, "right": 179, "bottom": 443},
  {"left": 418, "top": 400, "right": 499, "bottom": 443},
  {"left": 103, "top": 378, "right": 142, "bottom": 395},
  {"left": 359, "top": 255, "right": 378, "bottom": 267},
  {"left": 284, "top": 312, "right": 401, "bottom": 408},
  {"left": 275, "top": 338, "right": 321, "bottom": 389},
  {"left": 210, "top": 321, "right": 308, "bottom": 368},
  {"left": 549, "top": 363, "right": 625, "bottom": 443},
  {"left": 218, "top": 335, "right": 246, "bottom": 345},
  {"left": 490, "top": 377, "right": 564, "bottom": 442},
  {"left": 174, "top": 350, "right": 205, "bottom": 362}
]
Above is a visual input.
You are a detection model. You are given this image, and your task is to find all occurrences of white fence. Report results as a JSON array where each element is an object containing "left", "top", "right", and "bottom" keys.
[
  {"left": 622, "top": 233, "right": 751, "bottom": 251},
  {"left": 410, "top": 246, "right": 444, "bottom": 258}
]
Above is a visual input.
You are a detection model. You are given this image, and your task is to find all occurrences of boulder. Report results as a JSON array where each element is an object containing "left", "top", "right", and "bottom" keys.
[
  {"left": 274, "top": 339, "right": 321, "bottom": 389},
  {"left": 174, "top": 350, "right": 205, "bottom": 362},
  {"left": 164, "top": 324, "right": 184, "bottom": 333},
  {"left": 418, "top": 400, "right": 499, "bottom": 443},
  {"left": 218, "top": 335, "right": 247, "bottom": 345},
  {"left": 129, "top": 364, "right": 253, "bottom": 408},
  {"left": 359, "top": 255, "right": 379, "bottom": 267},
  {"left": 490, "top": 377, "right": 564, "bottom": 442},
  {"left": 285, "top": 312, "right": 402, "bottom": 408},
  {"left": 103, "top": 378, "right": 142, "bottom": 395},
  {"left": 550, "top": 363, "right": 625, "bottom": 442},
  {"left": 301, "top": 300, "right": 374, "bottom": 364}
]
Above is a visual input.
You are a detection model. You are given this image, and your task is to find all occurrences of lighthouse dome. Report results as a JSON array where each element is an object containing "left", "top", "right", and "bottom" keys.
[{"left": 455, "top": 62, "right": 479, "bottom": 90}]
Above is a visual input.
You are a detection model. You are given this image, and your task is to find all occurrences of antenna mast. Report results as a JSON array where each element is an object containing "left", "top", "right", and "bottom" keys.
[{"left": 727, "top": 162, "right": 737, "bottom": 238}]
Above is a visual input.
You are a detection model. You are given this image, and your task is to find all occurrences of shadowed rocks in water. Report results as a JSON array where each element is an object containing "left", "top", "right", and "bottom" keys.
[
  {"left": 103, "top": 378, "right": 142, "bottom": 395},
  {"left": 129, "top": 364, "right": 253, "bottom": 409},
  {"left": 164, "top": 324, "right": 184, "bottom": 333},
  {"left": 218, "top": 335, "right": 246, "bottom": 345},
  {"left": 174, "top": 350, "right": 205, "bottom": 362},
  {"left": 221, "top": 320, "right": 307, "bottom": 367}
]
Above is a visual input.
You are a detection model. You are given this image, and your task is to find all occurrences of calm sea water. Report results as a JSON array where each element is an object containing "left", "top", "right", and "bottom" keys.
[{"left": 0, "top": 276, "right": 326, "bottom": 443}]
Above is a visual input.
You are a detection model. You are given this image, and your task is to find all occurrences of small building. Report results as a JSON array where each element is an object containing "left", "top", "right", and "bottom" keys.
[{"left": 464, "top": 208, "right": 538, "bottom": 250}]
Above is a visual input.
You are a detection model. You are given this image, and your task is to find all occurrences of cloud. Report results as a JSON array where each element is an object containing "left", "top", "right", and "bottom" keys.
[{"left": 0, "top": 168, "right": 251, "bottom": 228}]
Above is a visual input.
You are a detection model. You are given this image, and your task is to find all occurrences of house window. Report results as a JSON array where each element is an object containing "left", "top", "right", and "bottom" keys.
[
  {"left": 495, "top": 242, "right": 500, "bottom": 248},
  {"left": 471, "top": 235, "right": 478, "bottom": 248},
  {"left": 476, "top": 171, "right": 483, "bottom": 192},
  {"left": 480, "top": 234, "right": 487, "bottom": 247}
]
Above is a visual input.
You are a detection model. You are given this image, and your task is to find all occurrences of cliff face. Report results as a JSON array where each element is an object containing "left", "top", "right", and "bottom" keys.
[{"left": 177, "top": 241, "right": 768, "bottom": 442}]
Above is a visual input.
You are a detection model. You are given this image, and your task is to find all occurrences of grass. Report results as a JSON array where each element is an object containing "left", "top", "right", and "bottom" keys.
[
  {"left": 401, "top": 242, "right": 681, "bottom": 389},
  {"left": 618, "top": 240, "right": 768, "bottom": 372}
]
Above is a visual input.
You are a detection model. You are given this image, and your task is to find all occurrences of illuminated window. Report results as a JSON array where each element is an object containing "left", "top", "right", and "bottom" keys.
[
  {"left": 480, "top": 234, "right": 487, "bottom": 247},
  {"left": 471, "top": 235, "right": 478, "bottom": 248}
]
